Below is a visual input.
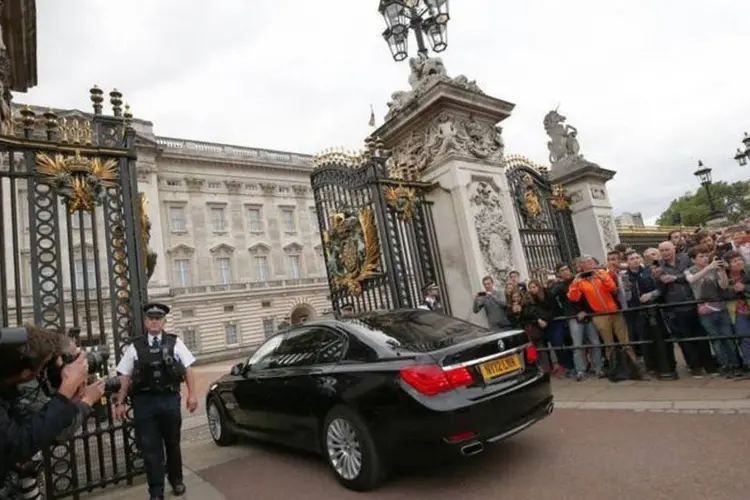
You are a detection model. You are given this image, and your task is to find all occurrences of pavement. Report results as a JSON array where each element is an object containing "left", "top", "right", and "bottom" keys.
[{"left": 84, "top": 359, "right": 750, "bottom": 500}]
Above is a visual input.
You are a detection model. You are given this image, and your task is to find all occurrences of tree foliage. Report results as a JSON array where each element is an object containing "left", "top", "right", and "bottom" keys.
[{"left": 657, "top": 180, "right": 750, "bottom": 227}]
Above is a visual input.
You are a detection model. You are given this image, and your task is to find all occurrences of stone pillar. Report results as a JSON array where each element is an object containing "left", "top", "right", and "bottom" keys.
[
  {"left": 544, "top": 110, "right": 619, "bottom": 262},
  {"left": 374, "top": 57, "right": 526, "bottom": 324}
]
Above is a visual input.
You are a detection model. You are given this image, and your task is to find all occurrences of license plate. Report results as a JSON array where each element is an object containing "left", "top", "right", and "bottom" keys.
[{"left": 479, "top": 354, "right": 522, "bottom": 381}]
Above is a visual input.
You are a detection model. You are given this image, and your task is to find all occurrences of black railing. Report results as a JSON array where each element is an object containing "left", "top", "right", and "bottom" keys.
[{"left": 528, "top": 296, "right": 750, "bottom": 380}]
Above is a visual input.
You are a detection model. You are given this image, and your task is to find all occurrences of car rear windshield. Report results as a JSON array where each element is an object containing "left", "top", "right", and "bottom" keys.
[{"left": 352, "top": 310, "right": 495, "bottom": 352}]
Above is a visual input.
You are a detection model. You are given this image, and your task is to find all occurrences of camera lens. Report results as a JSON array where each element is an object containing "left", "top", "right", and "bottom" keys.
[
  {"left": 84, "top": 351, "right": 110, "bottom": 375},
  {"left": 103, "top": 375, "right": 121, "bottom": 394}
]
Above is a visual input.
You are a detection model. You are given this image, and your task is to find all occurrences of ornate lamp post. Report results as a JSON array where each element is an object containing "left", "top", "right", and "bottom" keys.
[
  {"left": 694, "top": 160, "right": 724, "bottom": 224},
  {"left": 733, "top": 132, "right": 750, "bottom": 167},
  {"left": 378, "top": 0, "right": 450, "bottom": 62}
]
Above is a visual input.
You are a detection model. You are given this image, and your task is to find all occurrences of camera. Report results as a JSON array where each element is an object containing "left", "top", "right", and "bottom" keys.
[
  {"left": 0, "top": 327, "right": 28, "bottom": 347},
  {"left": 54, "top": 350, "right": 121, "bottom": 395},
  {"left": 580, "top": 270, "right": 594, "bottom": 278},
  {"left": 716, "top": 242, "right": 733, "bottom": 256}
]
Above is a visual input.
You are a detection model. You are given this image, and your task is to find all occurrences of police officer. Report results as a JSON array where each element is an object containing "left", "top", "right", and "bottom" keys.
[
  {"left": 339, "top": 301, "right": 355, "bottom": 318},
  {"left": 113, "top": 303, "right": 198, "bottom": 500},
  {"left": 418, "top": 282, "right": 443, "bottom": 312}
]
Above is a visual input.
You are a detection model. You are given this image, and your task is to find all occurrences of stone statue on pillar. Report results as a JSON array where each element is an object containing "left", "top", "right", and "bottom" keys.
[
  {"left": 374, "top": 58, "right": 525, "bottom": 323},
  {"left": 544, "top": 108, "right": 619, "bottom": 261},
  {"left": 544, "top": 109, "right": 580, "bottom": 164},
  {"left": 386, "top": 53, "right": 483, "bottom": 121}
]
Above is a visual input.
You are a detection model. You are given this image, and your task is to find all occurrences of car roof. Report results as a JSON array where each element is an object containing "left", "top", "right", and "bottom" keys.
[{"left": 293, "top": 309, "right": 425, "bottom": 329}]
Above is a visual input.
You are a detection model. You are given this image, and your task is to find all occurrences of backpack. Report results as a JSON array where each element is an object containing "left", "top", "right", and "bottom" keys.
[{"left": 607, "top": 347, "right": 642, "bottom": 382}]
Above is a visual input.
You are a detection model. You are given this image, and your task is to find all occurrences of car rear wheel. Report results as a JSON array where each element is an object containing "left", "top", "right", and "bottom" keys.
[
  {"left": 207, "top": 398, "right": 236, "bottom": 447},
  {"left": 323, "top": 405, "right": 388, "bottom": 491}
]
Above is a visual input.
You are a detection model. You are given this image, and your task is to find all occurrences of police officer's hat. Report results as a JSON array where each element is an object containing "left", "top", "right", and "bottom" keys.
[
  {"left": 143, "top": 302, "right": 170, "bottom": 318},
  {"left": 421, "top": 281, "right": 439, "bottom": 294}
]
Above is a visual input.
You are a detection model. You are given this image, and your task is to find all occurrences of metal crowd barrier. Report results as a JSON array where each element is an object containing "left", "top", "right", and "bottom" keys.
[{"left": 530, "top": 296, "right": 750, "bottom": 380}]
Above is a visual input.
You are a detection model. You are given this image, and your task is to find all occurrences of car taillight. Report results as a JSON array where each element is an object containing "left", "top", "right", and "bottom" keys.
[
  {"left": 525, "top": 344, "right": 538, "bottom": 364},
  {"left": 400, "top": 364, "right": 474, "bottom": 396}
]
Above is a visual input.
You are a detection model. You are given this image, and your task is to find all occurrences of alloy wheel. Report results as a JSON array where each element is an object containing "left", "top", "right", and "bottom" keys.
[
  {"left": 326, "top": 417, "right": 363, "bottom": 480},
  {"left": 207, "top": 402, "right": 222, "bottom": 441}
]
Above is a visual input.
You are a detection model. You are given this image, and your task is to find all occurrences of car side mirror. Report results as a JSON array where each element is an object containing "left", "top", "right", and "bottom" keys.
[{"left": 230, "top": 363, "right": 244, "bottom": 377}]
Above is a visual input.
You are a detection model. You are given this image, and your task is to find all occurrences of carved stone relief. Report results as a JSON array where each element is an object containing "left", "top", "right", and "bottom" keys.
[
  {"left": 184, "top": 177, "right": 204, "bottom": 192},
  {"left": 469, "top": 180, "right": 513, "bottom": 284},
  {"left": 597, "top": 215, "right": 617, "bottom": 251},
  {"left": 225, "top": 180, "right": 242, "bottom": 193},
  {"left": 292, "top": 185, "right": 308, "bottom": 197},
  {"left": 590, "top": 187, "right": 607, "bottom": 200},
  {"left": 385, "top": 54, "right": 483, "bottom": 121},
  {"left": 569, "top": 189, "right": 583, "bottom": 205},
  {"left": 389, "top": 112, "right": 505, "bottom": 180},
  {"left": 259, "top": 183, "right": 276, "bottom": 196}
]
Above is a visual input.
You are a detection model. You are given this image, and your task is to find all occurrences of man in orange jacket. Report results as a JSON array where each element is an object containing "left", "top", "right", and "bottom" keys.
[{"left": 567, "top": 255, "right": 638, "bottom": 363}]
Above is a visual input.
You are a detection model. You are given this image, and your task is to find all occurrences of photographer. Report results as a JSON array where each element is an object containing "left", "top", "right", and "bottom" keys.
[
  {"left": 0, "top": 325, "right": 105, "bottom": 487},
  {"left": 567, "top": 255, "right": 640, "bottom": 367}
]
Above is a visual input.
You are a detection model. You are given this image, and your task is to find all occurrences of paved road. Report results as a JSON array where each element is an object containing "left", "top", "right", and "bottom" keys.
[{"left": 195, "top": 409, "right": 749, "bottom": 500}]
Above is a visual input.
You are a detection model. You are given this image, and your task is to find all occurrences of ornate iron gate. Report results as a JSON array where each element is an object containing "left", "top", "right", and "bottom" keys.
[
  {"left": 505, "top": 155, "right": 579, "bottom": 280},
  {"left": 310, "top": 139, "right": 449, "bottom": 315},
  {"left": 0, "top": 88, "right": 148, "bottom": 498}
]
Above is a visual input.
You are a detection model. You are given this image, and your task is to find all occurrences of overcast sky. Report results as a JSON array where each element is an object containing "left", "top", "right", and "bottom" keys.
[{"left": 22, "top": 0, "right": 750, "bottom": 223}]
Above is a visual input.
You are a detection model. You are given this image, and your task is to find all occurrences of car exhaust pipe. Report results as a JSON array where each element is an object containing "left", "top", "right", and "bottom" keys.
[
  {"left": 460, "top": 441, "right": 484, "bottom": 457},
  {"left": 545, "top": 401, "right": 554, "bottom": 416}
]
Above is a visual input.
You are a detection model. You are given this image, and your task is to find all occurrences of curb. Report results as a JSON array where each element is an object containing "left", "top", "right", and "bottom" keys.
[{"left": 555, "top": 399, "right": 750, "bottom": 412}]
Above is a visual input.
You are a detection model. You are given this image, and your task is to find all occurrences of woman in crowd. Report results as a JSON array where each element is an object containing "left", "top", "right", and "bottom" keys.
[
  {"left": 643, "top": 248, "right": 661, "bottom": 267},
  {"left": 526, "top": 279, "right": 568, "bottom": 377},
  {"left": 507, "top": 288, "right": 552, "bottom": 372},
  {"left": 724, "top": 250, "right": 750, "bottom": 377}
]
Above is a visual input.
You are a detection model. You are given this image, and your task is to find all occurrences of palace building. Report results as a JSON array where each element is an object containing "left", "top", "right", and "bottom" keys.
[{"left": 4, "top": 104, "right": 330, "bottom": 362}]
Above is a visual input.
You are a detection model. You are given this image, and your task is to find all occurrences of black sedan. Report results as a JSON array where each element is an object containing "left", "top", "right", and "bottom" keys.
[{"left": 205, "top": 309, "right": 553, "bottom": 491}]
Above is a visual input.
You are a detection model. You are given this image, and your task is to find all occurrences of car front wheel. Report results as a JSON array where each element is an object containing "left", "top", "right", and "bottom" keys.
[
  {"left": 323, "top": 405, "right": 388, "bottom": 491},
  {"left": 207, "top": 397, "right": 237, "bottom": 447}
]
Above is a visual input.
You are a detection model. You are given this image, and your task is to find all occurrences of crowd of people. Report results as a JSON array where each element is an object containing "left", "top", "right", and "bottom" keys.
[{"left": 472, "top": 226, "right": 750, "bottom": 382}]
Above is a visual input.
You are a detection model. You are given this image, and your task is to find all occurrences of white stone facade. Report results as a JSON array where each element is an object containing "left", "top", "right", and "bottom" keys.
[{"left": 1, "top": 107, "right": 330, "bottom": 361}]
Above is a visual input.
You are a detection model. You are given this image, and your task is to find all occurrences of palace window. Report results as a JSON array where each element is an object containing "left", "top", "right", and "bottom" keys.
[
  {"left": 254, "top": 256, "right": 269, "bottom": 281},
  {"left": 309, "top": 208, "right": 319, "bottom": 233},
  {"left": 70, "top": 212, "right": 92, "bottom": 230},
  {"left": 210, "top": 206, "right": 228, "bottom": 232},
  {"left": 287, "top": 254, "right": 301, "bottom": 279},
  {"left": 225, "top": 323, "right": 239, "bottom": 346},
  {"left": 281, "top": 208, "right": 296, "bottom": 233},
  {"left": 263, "top": 318, "right": 275, "bottom": 338},
  {"left": 182, "top": 328, "right": 197, "bottom": 351},
  {"left": 74, "top": 259, "right": 96, "bottom": 287},
  {"left": 172, "top": 258, "right": 191, "bottom": 287},
  {"left": 247, "top": 207, "right": 263, "bottom": 233},
  {"left": 169, "top": 206, "right": 186, "bottom": 232}
]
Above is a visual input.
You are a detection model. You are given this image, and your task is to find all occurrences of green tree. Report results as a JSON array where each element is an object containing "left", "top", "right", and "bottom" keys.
[{"left": 657, "top": 180, "right": 750, "bottom": 227}]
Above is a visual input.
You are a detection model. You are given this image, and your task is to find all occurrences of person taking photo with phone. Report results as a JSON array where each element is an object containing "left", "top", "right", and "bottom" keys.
[
  {"left": 472, "top": 276, "right": 511, "bottom": 330},
  {"left": 684, "top": 245, "right": 742, "bottom": 378}
]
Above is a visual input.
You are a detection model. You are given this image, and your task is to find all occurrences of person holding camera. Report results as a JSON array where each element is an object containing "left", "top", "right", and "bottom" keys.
[
  {"left": 685, "top": 246, "right": 741, "bottom": 378},
  {"left": 472, "top": 276, "right": 511, "bottom": 329},
  {"left": 1, "top": 334, "right": 106, "bottom": 499},
  {"left": 113, "top": 303, "right": 197, "bottom": 500},
  {"left": 567, "top": 255, "right": 639, "bottom": 366},
  {"left": 0, "top": 325, "right": 105, "bottom": 488}
]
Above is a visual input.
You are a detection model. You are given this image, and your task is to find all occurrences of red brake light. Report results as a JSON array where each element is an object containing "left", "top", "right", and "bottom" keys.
[
  {"left": 525, "top": 344, "right": 538, "bottom": 364},
  {"left": 400, "top": 364, "right": 474, "bottom": 396},
  {"left": 445, "top": 431, "right": 477, "bottom": 443}
]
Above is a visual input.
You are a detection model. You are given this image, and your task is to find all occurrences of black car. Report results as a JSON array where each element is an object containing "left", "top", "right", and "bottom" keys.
[{"left": 205, "top": 309, "right": 553, "bottom": 491}]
